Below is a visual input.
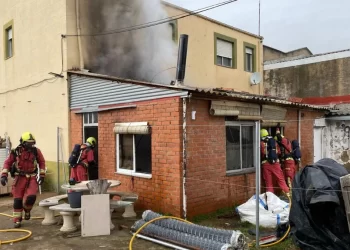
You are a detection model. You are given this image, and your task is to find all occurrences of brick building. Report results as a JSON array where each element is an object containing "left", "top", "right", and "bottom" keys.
[{"left": 69, "top": 71, "right": 327, "bottom": 218}]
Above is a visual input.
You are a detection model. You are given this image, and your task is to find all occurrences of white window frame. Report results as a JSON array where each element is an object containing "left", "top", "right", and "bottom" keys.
[
  {"left": 226, "top": 121, "right": 257, "bottom": 173},
  {"left": 83, "top": 112, "right": 98, "bottom": 141},
  {"left": 116, "top": 134, "right": 152, "bottom": 179}
]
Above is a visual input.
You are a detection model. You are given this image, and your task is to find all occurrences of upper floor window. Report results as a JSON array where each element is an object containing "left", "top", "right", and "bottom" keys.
[
  {"left": 169, "top": 21, "right": 178, "bottom": 42},
  {"left": 244, "top": 42, "right": 257, "bottom": 72},
  {"left": 214, "top": 33, "right": 237, "bottom": 69},
  {"left": 3, "top": 20, "right": 14, "bottom": 59}
]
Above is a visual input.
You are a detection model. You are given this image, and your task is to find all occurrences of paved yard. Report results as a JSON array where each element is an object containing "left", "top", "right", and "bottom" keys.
[{"left": 0, "top": 192, "right": 167, "bottom": 250}]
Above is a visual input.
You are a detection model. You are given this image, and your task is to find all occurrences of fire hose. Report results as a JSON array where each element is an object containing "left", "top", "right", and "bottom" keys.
[{"left": 0, "top": 213, "right": 58, "bottom": 245}]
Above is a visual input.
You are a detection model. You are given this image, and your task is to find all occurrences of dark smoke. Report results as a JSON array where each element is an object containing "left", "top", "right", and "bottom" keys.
[{"left": 80, "top": 0, "right": 177, "bottom": 84}]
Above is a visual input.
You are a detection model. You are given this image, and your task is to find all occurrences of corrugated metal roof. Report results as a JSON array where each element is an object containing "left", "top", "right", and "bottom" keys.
[
  {"left": 328, "top": 104, "right": 350, "bottom": 116},
  {"left": 265, "top": 48, "right": 350, "bottom": 65},
  {"left": 70, "top": 74, "right": 188, "bottom": 109},
  {"left": 68, "top": 71, "right": 330, "bottom": 111}
]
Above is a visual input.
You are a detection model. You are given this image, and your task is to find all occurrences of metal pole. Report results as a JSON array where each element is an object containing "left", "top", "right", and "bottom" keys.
[
  {"left": 258, "top": 0, "right": 261, "bottom": 36},
  {"left": 255, "top": 121, "right": 261, "bottom": 248},
  {"left": 59, "top": 129, "right": 67, "bottom": 184},
  {"left": 57, "top": 127, "right": 60, "bottom": 194}
]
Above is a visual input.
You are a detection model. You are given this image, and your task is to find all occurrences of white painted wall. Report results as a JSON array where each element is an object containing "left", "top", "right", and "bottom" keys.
[{"left": 323, "top": 118, "right": 350, "bottom": 171}]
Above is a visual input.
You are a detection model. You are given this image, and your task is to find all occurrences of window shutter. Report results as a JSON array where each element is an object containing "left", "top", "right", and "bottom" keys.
[
  {"left": 261, "top": 105, "right": 287, "bottom": 127},
  {"left": 210, "top": 100, "right": 261, "bottom": 119},
  {"left": 113, "top": 122, "right": 150, "bottom": 135},
  {"left": 217, "top": 39, "right": 232, "bottom": 58},
  {"left": 245, "top": 47, "right": 253, "bottom": 54},
  {"left": 7, "top": 28, "right": 12, "bottom": 40}
]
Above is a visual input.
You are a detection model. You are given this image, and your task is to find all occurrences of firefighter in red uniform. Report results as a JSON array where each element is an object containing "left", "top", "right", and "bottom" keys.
[
  {"left": 275, "top": 130, "right": 296, "bottom": 189},
  {"left": 260, "top": 129, "right": 290, "bottom": 196},
  {"left": 0, "top": 132, "right": 46, "bottom": 228},
  {"left": 70, "top": 138, "right": 95, "bottom": 182}
]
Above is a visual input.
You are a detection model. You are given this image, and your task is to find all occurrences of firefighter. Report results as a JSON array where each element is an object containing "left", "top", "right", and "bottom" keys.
[
  {"left": 275, "top": 130, "right": 296, "bottom": 190},
  {"left": 69, "top": 139, "right": 95, "bottom": 182},
  {"left": 0, "top": 132, "right": 46, "bottom": 228},
  {"left": 260, "top": 129, "right": 290, "bottom": 196},
  {"left": 86, "top": 137, "right": 98, "bottom": 180}
]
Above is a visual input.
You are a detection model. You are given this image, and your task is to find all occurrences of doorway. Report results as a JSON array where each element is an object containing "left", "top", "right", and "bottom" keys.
[
  {"left": 313, "top": 127, "right": 322, "bottom": 163},
  {"left": 83, "top": 112, "right": 99, "bottom": 180}
]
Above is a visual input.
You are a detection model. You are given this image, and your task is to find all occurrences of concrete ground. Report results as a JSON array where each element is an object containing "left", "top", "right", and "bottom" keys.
[{"left": 0, "top": 192, "right": 167, "bottom": 250}]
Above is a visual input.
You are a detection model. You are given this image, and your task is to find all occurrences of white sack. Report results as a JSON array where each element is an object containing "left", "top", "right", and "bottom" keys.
[{"left": 236, "top": 192, "right": 290, "bottom": 228}]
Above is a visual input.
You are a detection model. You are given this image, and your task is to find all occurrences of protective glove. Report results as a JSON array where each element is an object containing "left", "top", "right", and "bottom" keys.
[
  {"left": 1, "top": 176, "right": 8, "bottom": 186},
  {"left": 38, "top": 177, "right": 44, "bottom": 185}
]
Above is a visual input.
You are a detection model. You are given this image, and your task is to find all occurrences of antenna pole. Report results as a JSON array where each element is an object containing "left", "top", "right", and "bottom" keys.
[{"left": 259, "top": 0, "right": 261, "bottom": 36}]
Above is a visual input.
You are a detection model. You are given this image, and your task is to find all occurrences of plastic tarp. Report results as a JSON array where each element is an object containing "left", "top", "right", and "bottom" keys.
[
  {"left": 236, "top": 192, "right": 290, "bottom": 228},
  {"left": 290, "top": 158, "right": 350, "bottom": 250}
]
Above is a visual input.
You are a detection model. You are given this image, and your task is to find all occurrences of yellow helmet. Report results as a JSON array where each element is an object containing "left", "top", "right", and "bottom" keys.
[
  {"left": 86, "top": 137, "right": 96, "bottom": 147},
  {"left": 20, "top": 132, "right": 36, "bottom": 144},
  {"left": 260, "top": 129, "right": 269, "bottom": 138}
]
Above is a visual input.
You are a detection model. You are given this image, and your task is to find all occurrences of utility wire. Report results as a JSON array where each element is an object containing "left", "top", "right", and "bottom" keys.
[{"left": 64, "top": 0, "right": 238, "bottom": 37}]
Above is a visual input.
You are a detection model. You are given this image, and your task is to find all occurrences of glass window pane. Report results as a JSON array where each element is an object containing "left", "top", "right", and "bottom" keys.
[
  {"left": 93, "top": 112, "right": 98, "bottom": 123},
  {"left": 217, "top": 55, "right": 222, "bottom": 65},
  {"left": 84, "top": 113, "right": 88, "bottom": 124},
  {"left": 135, "top": 134, "right": 152, "bottom": 174},
  {"left": 119, "top": 135, "right": 133, "bottom": 170},
  {"left": 88, "top": 113, "right": 93, "bottom": 124},
  {"left": 246, "top": 54, "right": 253, "bottom": 72},
  {"left": 226, "top": 126, "right": 241, "bottom": 171},
  {"left": 242, "top": 126, "right": 254, "bottom": 169},
  {"left": 8, "top": 40, "right": 12, "bottom": 57},
  {"left": 223, "top": 57, "right": 232, "bottom": 67}
]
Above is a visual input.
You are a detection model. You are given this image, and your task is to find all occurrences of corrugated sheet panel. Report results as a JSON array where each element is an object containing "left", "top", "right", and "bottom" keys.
[
  {"left": 0, "top": 148, "right": 8, "bottom": 167},
  {"left": 70, "top": 75, "right": 188, "bottom": 109}
]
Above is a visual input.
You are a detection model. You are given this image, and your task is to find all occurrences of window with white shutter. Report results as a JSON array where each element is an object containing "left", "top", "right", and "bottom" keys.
[
  {"left": 244, "top": 42, "right": 257, "bottom": 72},
  {"left": 214, "top": 33, "right": 237, "bottom": 68},
  {"left": 3, "top": 20, "right": 14, "bottom": 59}
]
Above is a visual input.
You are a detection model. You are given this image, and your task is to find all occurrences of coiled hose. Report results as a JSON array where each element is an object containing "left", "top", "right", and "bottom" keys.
[
  {"left": 0, "top": 212, "right": 57, "bottom": 245},
  {"left": 0, "top": 213, "right": 36, "bottom": 245}
]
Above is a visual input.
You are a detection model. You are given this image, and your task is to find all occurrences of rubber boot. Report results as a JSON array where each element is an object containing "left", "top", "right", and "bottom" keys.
[
  {"left": 14, "top": 221, "right": 21, "bottom": 228},
  {"left": 24, "top": 211, "right": 31, "bottom": 220}
]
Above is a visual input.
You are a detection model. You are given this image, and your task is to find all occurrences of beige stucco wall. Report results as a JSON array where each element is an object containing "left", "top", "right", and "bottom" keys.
[
  {"left": 0, "top": 0, "right": 70, "bottom": 164},
  {"left": 164, "top": 4, "right": 264, "bottom": 94}
]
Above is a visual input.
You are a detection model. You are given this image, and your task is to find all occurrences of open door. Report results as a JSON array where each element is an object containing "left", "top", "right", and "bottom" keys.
[{"left": 84, "top": 126, "right": 98, "bottom": 180}]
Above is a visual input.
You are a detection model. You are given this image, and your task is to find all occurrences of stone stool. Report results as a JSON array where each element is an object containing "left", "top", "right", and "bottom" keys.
[
  {"left": 39, "top": 194, "right": 68, "bottom": 225},
  {"left": 49, "top": 203, "right": 81, "bottom": 232}
]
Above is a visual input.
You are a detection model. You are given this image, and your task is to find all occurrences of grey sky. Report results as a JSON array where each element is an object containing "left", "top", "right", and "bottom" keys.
[{"left": 166, "top": 0, "right": 350, "bottom": 54}]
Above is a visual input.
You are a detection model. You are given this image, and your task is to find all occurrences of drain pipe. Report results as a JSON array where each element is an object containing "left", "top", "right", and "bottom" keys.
[
  {"left": 298, "top": 110, "right": 301, "bottom": 149},
  {"left": 76, "top": 0, "right": 84, "bottom": 70},
  {"left": 182, "top": 97, "right": 187, "bottom": 219},
  {"left": 57, "top": 127, "right": 60, "bottom": 194}
]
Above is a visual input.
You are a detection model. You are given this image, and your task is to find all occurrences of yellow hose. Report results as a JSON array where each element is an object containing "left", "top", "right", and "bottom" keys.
[
  {"left": 0, "top": 229, "right": 32, "bottom": 245},
  {"left": 248, "top": 193, "right": 292, "bottom": 248},
  {"left": 0, "top": 212, "right": 58, "bottom": 245},
  {"left": 129, "top": 216, "right": 193, "bottom": 250}
]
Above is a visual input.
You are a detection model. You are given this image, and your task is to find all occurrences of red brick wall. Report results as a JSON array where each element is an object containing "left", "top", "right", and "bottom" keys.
[
  {"left": 185, "top": 99, "right": 255, "bottom": 218},
  {"left": 284, "top": 109, "right": 325, "bottom": 167},
  {"left": 70, "top": 98, "right": 183, "bottom": 217},
  {"left": 70, "top": 111, "right": 83, "bottom": 149}
]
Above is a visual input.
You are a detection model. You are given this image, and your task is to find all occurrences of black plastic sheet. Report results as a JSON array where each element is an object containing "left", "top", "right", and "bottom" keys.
[{"left": 290, "top": 158, "right": 350, "bottom": 250}]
